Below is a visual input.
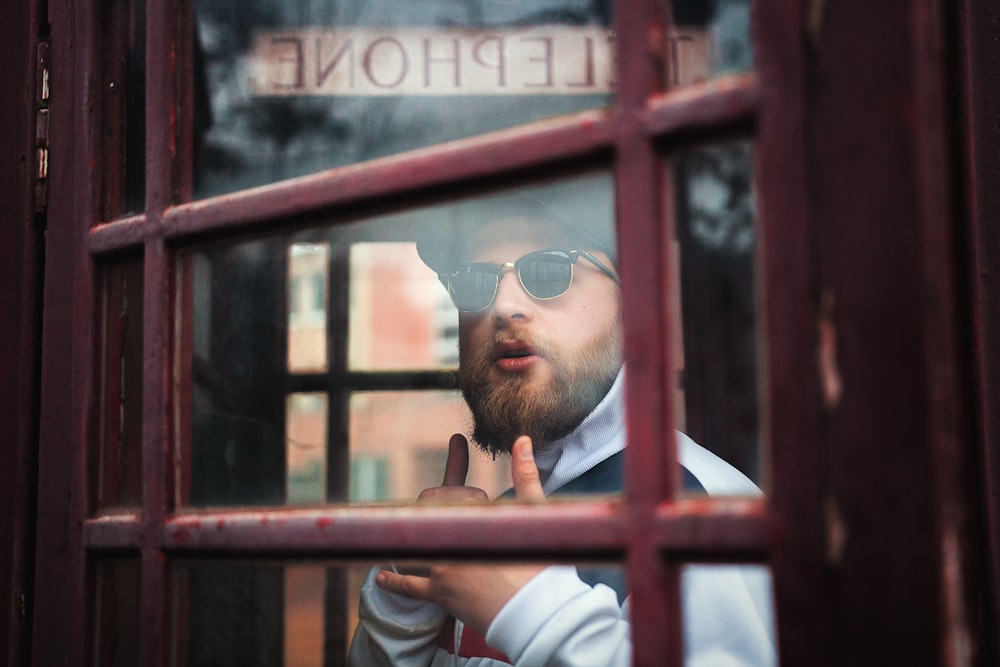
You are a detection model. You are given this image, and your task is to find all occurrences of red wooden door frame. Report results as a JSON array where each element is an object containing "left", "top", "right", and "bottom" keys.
[{"left": 12, "top": 0, "right": 995, "bottom": 666}]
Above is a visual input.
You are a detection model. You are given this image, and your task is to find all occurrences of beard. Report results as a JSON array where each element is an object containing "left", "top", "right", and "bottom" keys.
[{"left": 458, "top": 321, "right": 622, "bottom": 458}]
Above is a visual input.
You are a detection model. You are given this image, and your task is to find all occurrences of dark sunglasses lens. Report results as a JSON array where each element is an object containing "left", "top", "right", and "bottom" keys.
[
  {"left": 449, "top": 266, "right": 497, "bottom": 311},
  {"left": 519, "top": 254, "right": 573, "bottom": 299}
]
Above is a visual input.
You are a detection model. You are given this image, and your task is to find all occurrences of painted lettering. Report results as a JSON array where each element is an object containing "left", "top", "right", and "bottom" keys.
[
  {"left": 423, "top": 37, "right": 461, "bottom": 87},
  {"left": 363, "top": 37, "right": 410, "bottom": 88},
  {"left": 253, "top": 27, "right": 615, "bottom": 96},
  {"left": 316, "top": 38, "right": 355, "bottom": 88},
  {"left": 472, "top": 35, "right": 507, "bottom": 87},
  {"left": 272, "top": 37, "right": 305, "bottom": 89},
  {"left": 521, "top": 36, "right": 554, "bottom": 88}
]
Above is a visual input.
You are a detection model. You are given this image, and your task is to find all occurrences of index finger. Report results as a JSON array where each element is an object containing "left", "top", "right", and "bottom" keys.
[{"left": 442, "top": 433, "right": 470, "bottom": 486}]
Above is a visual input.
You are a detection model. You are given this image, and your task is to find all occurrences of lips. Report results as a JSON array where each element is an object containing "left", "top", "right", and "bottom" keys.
[{"left": 493, "top": 339, "right": 540, "bottom": 372}]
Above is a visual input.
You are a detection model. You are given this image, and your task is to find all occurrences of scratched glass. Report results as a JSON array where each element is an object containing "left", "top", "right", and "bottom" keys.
[
  {"left": 176, "top": 174, "right": 619, "bottom": 508},
  {"left": 191, "top": 0, "right": 615, "bottom": 198},
  {"left": 668, "top": 141, "right": 764, "bottom": 496},
  {"left": 95, "top": 256, "right": 144, "bottom": 512},
  {"left": 170, "top": 561, "right": 626, "bottom": 666},
  {"left": 663, "top": 0, "right": 753, "bottom": 88}
]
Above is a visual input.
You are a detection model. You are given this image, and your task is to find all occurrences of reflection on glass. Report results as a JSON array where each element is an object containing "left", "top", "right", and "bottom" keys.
[
  {"left": 172, "top": 561, "right": 624, "bottom": 666},
  {"left": 285, "top": 564, "right": 326, "bottom": 667},
  {"left": 172, "top": 562, "right": 284, "bottom": 666},
  {"left": 682, "top": 564, "right": 778, "bottom": 666},
  {"left": 287, "top": 393, "right": 328, "bottom": 504},
  {"left": 672, "top": 141, "right": 762, "bottom": 493},
  {"left": 97, "top": 257, "right": 144, "bottom": 511},
  {"left": 348, "top": 243, "right": 456, "bottom": 371},
  {"left": 179, "top": 239, "right": 288, "bottom": 507},
  {"left": 93, "top": 559, "right": 140, "bottom": 667},
  {"left": 666, "top": 0, "right": 752, "bottom": 87},
  {"left": 191, "top": 0, "right": 614, "bottom": 198},
  {"left": 288, "top": 243, "right": 330, "bottom": 373},
  {"left": 177, "top": 174, "right": 619, "bottom": 507},
  {"left": 350, "top": 391, "right": 506, "bottom": 503}
]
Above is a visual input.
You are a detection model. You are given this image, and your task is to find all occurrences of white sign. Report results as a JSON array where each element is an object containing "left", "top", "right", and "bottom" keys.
[{"left": 249, "top": 27, "right": 614, "bottom": 96}]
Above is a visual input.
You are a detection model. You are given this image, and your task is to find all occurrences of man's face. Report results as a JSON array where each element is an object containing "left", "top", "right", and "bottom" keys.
[{"left": 456, "top": 219, "right": 623, "bottom": 457}]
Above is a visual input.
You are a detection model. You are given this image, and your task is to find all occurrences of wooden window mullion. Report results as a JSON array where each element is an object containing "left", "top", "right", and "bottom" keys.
[
  {"left": 614, "top": 1, "right": 682, "bottom": 666},
  {"left": 326, "top": 252, "right": 351, "bottom": 503},
  {"left": 137, "top": 0, "right": 180, "bottom": 663},
  {"left": 753, "top": 1, "right": 830, "bottom": 665}
]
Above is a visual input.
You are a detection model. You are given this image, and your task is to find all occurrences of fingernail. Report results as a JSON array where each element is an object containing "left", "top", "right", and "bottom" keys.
[{"left": 518, "top": 438, "right": 533, "bottom": 460}]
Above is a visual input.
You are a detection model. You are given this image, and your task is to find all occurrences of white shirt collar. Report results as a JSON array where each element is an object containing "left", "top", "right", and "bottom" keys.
[{"left": 535, "top": 367, "right": 626, "bottom": 493}]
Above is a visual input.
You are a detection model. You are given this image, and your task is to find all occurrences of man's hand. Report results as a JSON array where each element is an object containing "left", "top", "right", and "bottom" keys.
[
  {"left": 508, "top": 435, "right": 545, "bottom": 502},
  {"left": 415, "top": 433, "right": 489, "bottom": 505},
  {"left": 376, "top": 435, "right": 547, "bottom": 635}
]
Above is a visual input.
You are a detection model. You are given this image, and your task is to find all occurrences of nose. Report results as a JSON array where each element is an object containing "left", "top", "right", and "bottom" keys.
[{"left": 491, "top": 266, "right": 534, "bottom": 324}]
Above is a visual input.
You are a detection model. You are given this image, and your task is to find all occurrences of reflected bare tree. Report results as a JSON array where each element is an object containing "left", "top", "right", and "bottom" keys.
[
  {"left": 680, "top": 142, "right": 754, "bottom": 255},
  {"left": 243, "top": 97, "right": 350, "bottom": 181}
]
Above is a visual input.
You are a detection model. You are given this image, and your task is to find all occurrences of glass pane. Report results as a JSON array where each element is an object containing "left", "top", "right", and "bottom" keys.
[
  {"left": 350, "top": 391, "right": 508, "bottom": 503},
  {"left": 96, "top": 257, "right": 144, "bottom": 511},
  {"left": 285, "top": 564, "right": 327, "bottom": 667},
  {"left": 289, "top": 243, "right": 330, "bottom": 373},
  {"left": 287, "top": 393, "right": 328, "bottom": 504},
  {"left": 670, "top": 141, "right": 763, "bottom": 496},
  {"left": 682, "top": 564, "right": 778, "bottom": 666},
  {"left": 178, "top": 240, "right": 288, "bottom": 507},
  {"left": 191, "top": 0, "right": 614, "bottom": 198},
  {"left": 93, "top": 559, "right": 140, "bottom": 667},
  {"left": 666, "top": 0, "right": 752, "bottom": 88},
  {"left": 176, "top": 173, "right": 621, "bottom": 507},
  {"left": 172, "top": 562, "right": 284, "bottom": 666},
  {"left": 348, "top": 243, "right": 457, "bottom": 371},
  {"left": 172, "top": 560, "right": 625, "bottom": 666},
  {"left": 100, "top": 0, "right": 146, "bottom": 219}
]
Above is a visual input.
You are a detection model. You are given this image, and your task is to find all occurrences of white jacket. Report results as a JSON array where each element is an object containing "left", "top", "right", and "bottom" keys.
[{"left": 348, "top": 372, "right": 776, "bottom": 666}]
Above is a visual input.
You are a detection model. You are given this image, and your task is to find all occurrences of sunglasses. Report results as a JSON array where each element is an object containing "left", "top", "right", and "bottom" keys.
[{"left": 441, "top": 248, "right": 619, "bottom": 312}]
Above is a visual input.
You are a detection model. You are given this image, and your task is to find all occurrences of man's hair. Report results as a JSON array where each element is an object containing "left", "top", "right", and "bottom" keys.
[{"left": 414, "top": 181, "right": 616, "bottom": 277}]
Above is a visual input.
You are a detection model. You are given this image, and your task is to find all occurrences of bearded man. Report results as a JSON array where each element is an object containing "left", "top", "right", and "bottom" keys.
[{"left": 348, "top": 212, "right": 775, "bottom": 667}]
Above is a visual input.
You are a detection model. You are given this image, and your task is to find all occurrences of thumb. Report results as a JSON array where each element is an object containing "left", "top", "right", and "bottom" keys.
[
  {"left": 442, "top": 433, "right": 470, "bottom": 486},
  {"left": 511, "top": 436, "right": 545, "bottom": 503}
]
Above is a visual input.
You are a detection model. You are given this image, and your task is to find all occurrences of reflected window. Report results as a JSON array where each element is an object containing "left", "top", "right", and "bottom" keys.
[
  {"left": 289, "top": 243, "right": 330, "bottom": 373},
  {"left": 348, "top": 242, "right": 455, "bottom": 372},
  {"left": 286, "top": 393, "right": 327, "bottom": 504}
]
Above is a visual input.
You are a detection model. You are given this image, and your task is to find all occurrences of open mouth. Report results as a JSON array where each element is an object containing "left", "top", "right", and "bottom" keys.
[
  {"left": 495, "top": 341, "right": 536, "bottom": 361},
  {"left": 493, "top": 340, "right": 540, "bottom": 370}
]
